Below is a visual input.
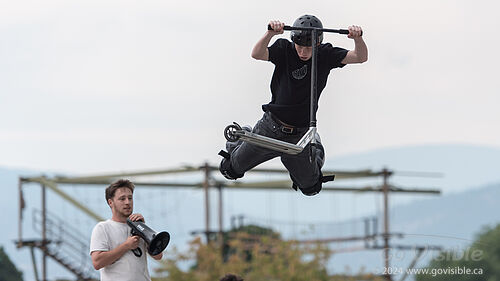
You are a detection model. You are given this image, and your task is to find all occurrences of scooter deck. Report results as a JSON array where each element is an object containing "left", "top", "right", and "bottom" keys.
[{"left": 234, "top": 130, "right": 305, "bottom": 154}]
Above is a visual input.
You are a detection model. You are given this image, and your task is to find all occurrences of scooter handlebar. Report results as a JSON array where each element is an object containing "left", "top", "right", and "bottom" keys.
[{"left": 267, "top": 24, "right": 353, "bottom": 35}]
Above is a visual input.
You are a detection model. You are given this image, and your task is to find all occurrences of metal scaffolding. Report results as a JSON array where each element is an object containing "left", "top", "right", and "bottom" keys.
[{"left": 17, "top": 163, "right": 441, "bottom": 280}]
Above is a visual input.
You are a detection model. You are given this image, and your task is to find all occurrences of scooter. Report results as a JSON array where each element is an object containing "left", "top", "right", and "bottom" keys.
[{"left": 223, "top": 25, "right": 352, "bottom": 161}]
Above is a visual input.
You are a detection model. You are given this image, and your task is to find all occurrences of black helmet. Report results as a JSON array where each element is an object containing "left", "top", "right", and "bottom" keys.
[{"left": 290, "top": 15, "right": 323, "bottom": 46}]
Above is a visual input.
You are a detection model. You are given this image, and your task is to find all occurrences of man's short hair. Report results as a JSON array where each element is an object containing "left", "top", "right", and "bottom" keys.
[
  {"left": 105, "top": 179, "right": 135, "bottom": 203},
  {"left": 220, "top": 274, "right": 243, "bottom": 281}
]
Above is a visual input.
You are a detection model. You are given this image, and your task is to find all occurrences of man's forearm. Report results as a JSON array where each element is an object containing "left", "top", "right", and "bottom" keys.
[
  {"left": 251, "top": 31, "right": 274, "bottom": 60},
  {"left": 353, "top": 37, "right": 368, "bottom": 62},
  {"left": 92, "top": 244, "right": 130, "bottom": 270}
]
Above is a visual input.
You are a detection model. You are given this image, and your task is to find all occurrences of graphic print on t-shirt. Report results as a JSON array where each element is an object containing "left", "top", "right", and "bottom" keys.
[{"left": 292, "top": 65, "right": 307, "bottom": 80}]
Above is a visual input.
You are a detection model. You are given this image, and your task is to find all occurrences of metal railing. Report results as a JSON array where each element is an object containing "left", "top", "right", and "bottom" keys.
[{"left": 32, "top": 209, "right": 98, "bottom": 280}]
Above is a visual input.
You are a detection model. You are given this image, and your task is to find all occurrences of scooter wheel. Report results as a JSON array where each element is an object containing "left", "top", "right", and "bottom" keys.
[{"left": 224, "top": 124, "right": 241, "bottom": 142}]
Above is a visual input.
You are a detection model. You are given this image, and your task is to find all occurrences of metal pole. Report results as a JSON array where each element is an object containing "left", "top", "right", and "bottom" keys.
[
  {"left": 18, "top": 178, "right": 23, "bottom": 248},
  {"left": 364, "top": 218, "right": 369, "bottom": 248},
  {"left": 41, "top": 183, "right": 47, "bottom": 281},
  {"left": 218, "top": 184, "right": 223, "bottom": 246},
  {"left": 30, "top": 246, "right": 40, "bottom": 281},
  {"left": 203, "top": 162, "right": 210, "bottom": 243},
  {"left": 310, "top": 29, "right": 318, "bottom": 127},
  {"left": 382, "top": 168, "right": 391, "bottom": 280},
  {"left": 238, "top": 215, "right": 244, "bottom": 227}
]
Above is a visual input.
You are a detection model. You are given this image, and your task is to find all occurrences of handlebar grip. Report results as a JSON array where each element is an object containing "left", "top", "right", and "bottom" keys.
[
  {"left": 338, "top": 29, "right": 363, "bottom": 36},
  {"left": 267, "top": 24, "right": 293, "bottom": 31}
]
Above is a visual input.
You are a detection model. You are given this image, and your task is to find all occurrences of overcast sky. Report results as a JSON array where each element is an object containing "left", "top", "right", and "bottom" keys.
[{"left": 1, "top": 0, "right": 499, "bottom": 174}]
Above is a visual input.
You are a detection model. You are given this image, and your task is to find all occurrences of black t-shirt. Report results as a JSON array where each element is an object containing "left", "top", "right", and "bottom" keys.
[{"left": 262, "top": 38, "right": 348, "bottom": 127}]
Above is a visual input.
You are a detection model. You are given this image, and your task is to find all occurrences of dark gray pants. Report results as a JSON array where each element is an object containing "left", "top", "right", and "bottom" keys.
[{"left": 227, "top": 112, "right": 325, "bottom": 191}]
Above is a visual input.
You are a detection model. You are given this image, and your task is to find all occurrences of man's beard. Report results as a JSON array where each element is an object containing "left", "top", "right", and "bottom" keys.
[{"left": 117, "top": 207, "right": 133, "bottom": 218}]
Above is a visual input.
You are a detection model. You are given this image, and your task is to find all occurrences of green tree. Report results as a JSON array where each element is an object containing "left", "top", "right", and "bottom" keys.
[
  {"left": 0, "top": 246, "right": 23, "bottom": 281},
  {"left": 416, "top": 224, "right": 500, "bottom": 281}
]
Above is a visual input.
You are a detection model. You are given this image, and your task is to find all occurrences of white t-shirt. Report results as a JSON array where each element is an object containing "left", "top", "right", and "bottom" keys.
[{"left": 90, "top": 219, "right": 151, "bottom": 281}]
